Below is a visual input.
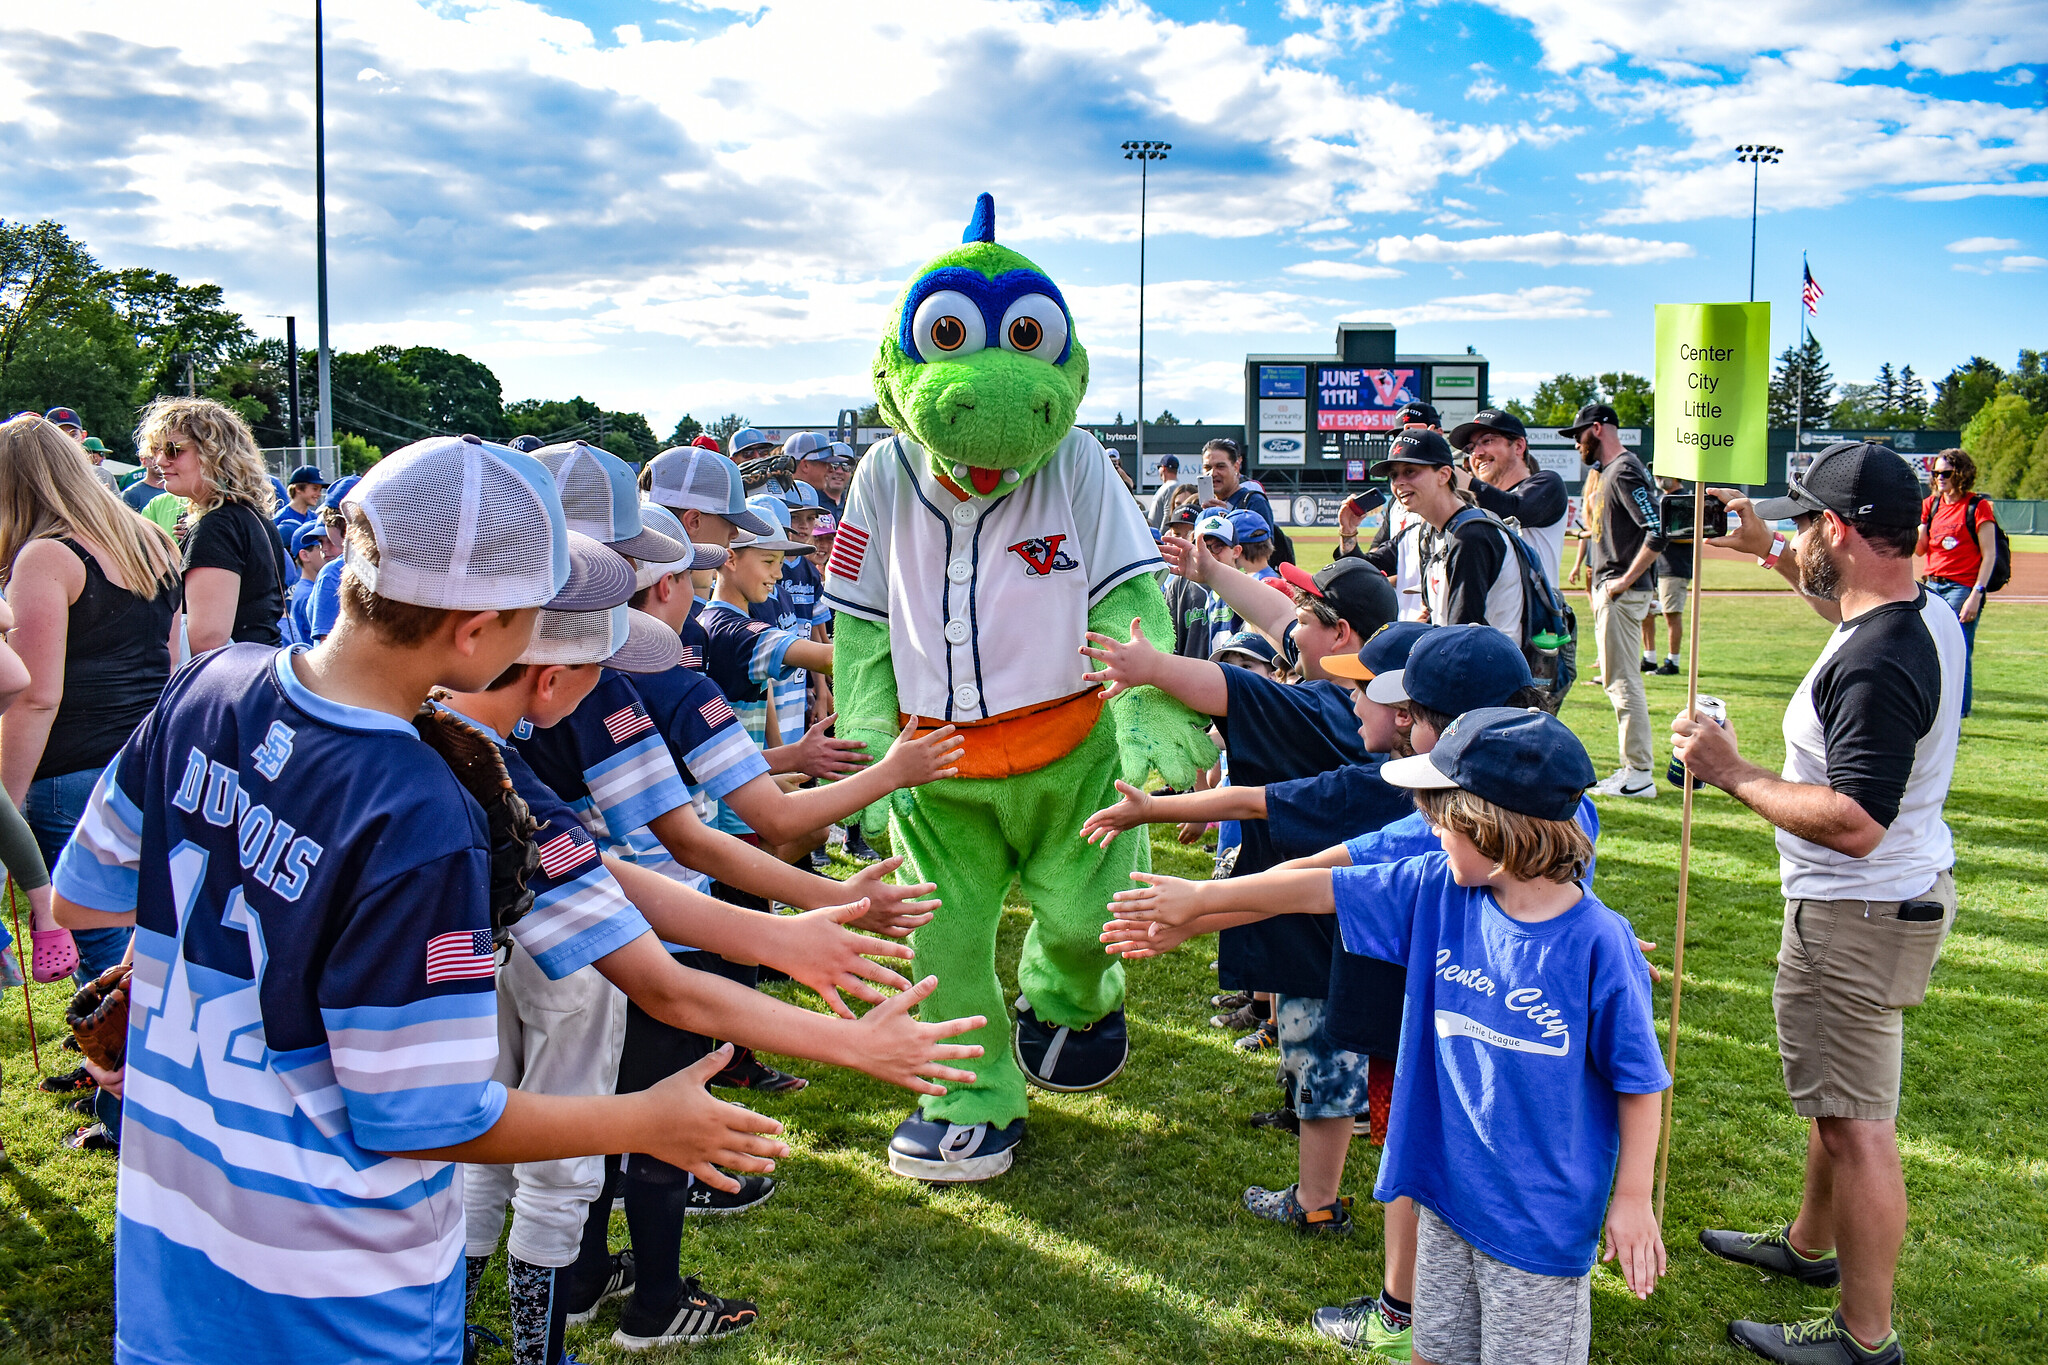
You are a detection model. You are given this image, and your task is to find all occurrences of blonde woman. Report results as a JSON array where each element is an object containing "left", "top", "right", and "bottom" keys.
[
  {"left": 0, "top": 414, "right": 182, "bottom": 996},
  {"left": 143, "top": 396, "right": 290, "bottom": 652}
]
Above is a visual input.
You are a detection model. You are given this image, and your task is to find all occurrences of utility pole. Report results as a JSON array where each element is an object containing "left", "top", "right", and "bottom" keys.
[
  {"left": 314, "top": 0, "right": 335, "bottom": 476},
  {"left": 284, "top": 315, "right": 303, "bottom": 455},
  {"left": 184, "top": 353, "right": 197, "bottom": 397},
  {"left": 1121, "top": 140, "right": 1169, "bottom": 477},
  {"left": 1734, "top": 145, "right": 1781, "bottom": 303}
]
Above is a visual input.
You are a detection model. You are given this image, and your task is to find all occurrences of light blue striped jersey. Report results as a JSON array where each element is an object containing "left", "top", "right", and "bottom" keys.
[
  {"left": 53, "top": 645, "right": 505, "bottom": 1365},
  {"left": 510, "top": 673, "right": 689, "bottom": 860},
  {"left": 698, "top": 598, "right": 806, "bottom": 837},
  {"left": 620, "top": 663, "right": 769, "bottom": 919}
]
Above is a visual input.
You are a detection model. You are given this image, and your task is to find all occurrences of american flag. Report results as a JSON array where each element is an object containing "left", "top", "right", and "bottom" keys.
[
  {"left": 1802, "top": 262, "right": 1823, "bottom": 316},
  {"left": 678, "top": 645, "right": 703, "bottom": 670},
  {"left": 536, "top": 829, "right": 597, "bottom": 879},
  {"left": 700, "top": 695, "right": 736, "bottom": 728},
  {"left": 826, "top": 523, "right": 869, "bottom": 581},
  {"left": 603, "top": 704, "right": 654, "bottom": 743},
  {"left": 425, "top": 929, "right": 497, "bottom": 984}
]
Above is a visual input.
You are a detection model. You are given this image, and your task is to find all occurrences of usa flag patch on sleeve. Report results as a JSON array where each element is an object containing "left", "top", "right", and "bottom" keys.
[
  {"left": 536, "top": 828, "right": 599, "bottom": 879},
  {"left": 826, "top": 523, "right": 869, "bottom": 581},
  {"left": 699, "top": 695, "right": 737, "bottom": 728},
  {"left": 603, "top": 704, "right": 655, "bottom": 743},
  {"left": 425, "top": 929, "right": 498, "bottom": 984}
]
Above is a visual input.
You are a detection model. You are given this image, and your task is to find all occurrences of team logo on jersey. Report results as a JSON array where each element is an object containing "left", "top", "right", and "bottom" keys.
[
  {"left": 536, "top": 828, "right": 599, "bottom": 880},
  {"left": 1007, "top": 534, "right": 1079, "bottom": 577}
]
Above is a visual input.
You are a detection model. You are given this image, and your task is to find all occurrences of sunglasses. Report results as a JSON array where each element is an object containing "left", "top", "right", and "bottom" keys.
[
  {"left": 1931, "top": 469, "right": 1955, "bottom": 479},
  {"left": 149, "top": 439, "right": 196, "bottom": 460}
]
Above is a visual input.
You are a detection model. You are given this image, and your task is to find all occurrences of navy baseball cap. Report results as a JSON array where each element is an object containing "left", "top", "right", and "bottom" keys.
[
  {"left": 288, "top": 464, "right": 327, "bottom": 487},
  {"left": 1210, "top": 630, "right": 1278, "bottom": 668},
  {"left": 1381, "top": 706, "right": 1594, "bottom": 821},
  {"left": 1449, "top": 408, "right": 1528, "bottom": 451},
  {"left": 507, "top": 434, "right": 545, "bottom": 453},
  {"left": 1393, "top": 401, "right": 1441, "bottom": 429},
  {"left": 1321, "top": 620, "right": 1432, "bottom": 682},
  {"left": 1225, "top": 509, "right": 1272, "bottom": 544},
  {"left": 1558, "top": 402, "right": 1620, "bottom": 439},
  {"left": 1365, "top": 623, "right": 1532, "bottom": 711},
  {"left": 1167, "top": 503, "right": 1200, "bottom": 528},
  {"left": 323, "top": 474, "right": 361, "bottom": 507},
  {"left": 1157, "top": 454, "right": 1181, "bottom": 472},
  {"left": 291, "top": 520, "right": 332, "bottom": 554},
  {"left": 43, "top": 407, "right": 81, "bottom": 429},
  {"left": 1369, "top": 427, "right": 1456, "bottom": 476}
]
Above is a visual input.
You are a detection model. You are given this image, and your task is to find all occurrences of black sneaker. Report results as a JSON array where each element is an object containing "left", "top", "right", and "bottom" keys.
[
  {"left": 805, "top": 846, "right": 829, "bottom": 874},
  {"left": 842, "top": 826, "right": 881, "bottom": 863},
  {"left": 1640, "top": 655, "right": 1658, "bottom": 672},
  {"left": 1210, "top": 990, "right": 1253, "bottom": 1011},
  {"left": 684, "top": 1172, "right": 775, "bottom": 1216},
  {"left": 1014, "top": 997, "right": 1127, "bottom": 1092},
  {"left": 39, "top": 1066, "right": 95, "bottom": 1095},
  {"left": 887, "top": 1110, "right": 1025, "bottom": 1183},
  {"left": 1699, "top": 1222, "right": 1840, "bottom": 1286},
  {"left": 1728, "top": 1310, "right": 1903, "bottom": 1364},
  {"left": 710, "top": 1046, "right": 808, "bottom": 1093},
  {"left": 610, "top": 1275, "right": 757, "bottom": 1351},
  {"left": 1211, "top": 1000, "right": 1262, "bottom": 1031},
  {"left": 1655, "top": 658, "right": 1681, "bottom": 676},
  {"left": 1248, "top": 1107, "right": 1299, "bottom": 1135},
  {"left": 564, "top": 1250, "right": 636, "bottom": 1326}
]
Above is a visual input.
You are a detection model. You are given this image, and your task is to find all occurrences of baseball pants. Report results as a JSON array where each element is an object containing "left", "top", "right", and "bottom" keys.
[
  {"left": 1592, "top": 582, "right": 1656, "bottom": 773},
  {"left": 465, "top": 942, "right": 627, "bottom": 1268},
  {"left": 889, "top": 715, "right": 1140, "bottom": 1129}
]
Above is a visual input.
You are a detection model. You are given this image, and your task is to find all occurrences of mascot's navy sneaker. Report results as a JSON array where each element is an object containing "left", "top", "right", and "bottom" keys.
[
  {"left": 1014, "top": 995, "right": 1128, "bottom": 1092},
  {"left": 888, "top": 1110, "right": 1025, "bottom": 1182}
]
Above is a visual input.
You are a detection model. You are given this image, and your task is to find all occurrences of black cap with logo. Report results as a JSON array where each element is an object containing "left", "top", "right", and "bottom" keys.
[
  {"left": 1751, "top": 442, "right": 1922, "bottom": 526},
  {"left": 1368, "top": 427, "right": 1456, "bottom": 477},
  {"left": 1393, "top": 401, "right": 1442, "bottom": 429},
  {"left": 1278, "top": 558, "right": 1400, "bottom": 642},
  {"left": 1448, "top": 408, "right": 1528, "bottom": 451},
  {"left": 1558, "top": 402, "right": 1620, "bottom": 439}
]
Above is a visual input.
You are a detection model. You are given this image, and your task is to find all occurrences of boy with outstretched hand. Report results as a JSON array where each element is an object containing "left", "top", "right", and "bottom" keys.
[
  {"left": 48, "top": 436, "right": 791, "bottom": 1365},
  {"left": 1106, "top": 709, "right": 1669, "bottom": 1365}
]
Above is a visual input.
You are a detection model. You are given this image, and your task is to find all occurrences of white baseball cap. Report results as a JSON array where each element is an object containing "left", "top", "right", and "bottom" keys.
[
  {"left": 538, "top": 441, "right": 686, "bottom": 562},
  {"left": 782, "top": 430, "right": 833, "bottom": 462},
  {"left": 341, "top": 434, "right": 568, "bottom": 610},
  {"left": 519, "top": 604, "right": 683, "bottom": 673},
  {"left": 645, "top": 446, "right": 776, "bottom": 536},
  {"left": 1194, "top": 512, "right": 1236, "bottom": 546},
  {"left": 632, "top": 502, "right": 728, "bottom": 590},
  {"left": 727, "top": 427, "right": 772, "bottom": 456},
  {"left": 736, "top": 496, "right": 817, "bottom": 555}
]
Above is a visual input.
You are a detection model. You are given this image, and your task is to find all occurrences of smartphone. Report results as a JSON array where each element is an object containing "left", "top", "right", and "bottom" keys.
[
  {"left": 1659, "top": 491, "right": 1727, "bottom": 541},
  {"left": 1343, "top": 488, "right": 1386, "bottom": 519},
  {"left": 1197, "top": 473, "right": 1216, "bottom": 503}
]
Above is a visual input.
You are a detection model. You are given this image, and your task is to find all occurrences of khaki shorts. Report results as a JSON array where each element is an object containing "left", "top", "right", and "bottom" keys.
[
  {"left": 1774, "top": 869, "right": 1954, "bottom": 1121},
  {"left": 1655, "top": 575, "right": 1689, "bottom": 617}
]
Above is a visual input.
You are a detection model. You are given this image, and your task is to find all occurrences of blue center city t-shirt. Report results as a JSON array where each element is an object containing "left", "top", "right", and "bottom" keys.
[
  {"left": 1213, "top": 665, "right": 1368, "bottom": 998},
  {"left": 1331, "top": 852, "right": 1669, "bottom": 1277},
  {"left": 54, "top": 645, "right": 507, "bottom": 1365}
]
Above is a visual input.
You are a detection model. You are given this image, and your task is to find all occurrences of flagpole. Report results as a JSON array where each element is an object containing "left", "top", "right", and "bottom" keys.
[{"left": 1794, "top": 254, "right": 1807, "bottom": 463}]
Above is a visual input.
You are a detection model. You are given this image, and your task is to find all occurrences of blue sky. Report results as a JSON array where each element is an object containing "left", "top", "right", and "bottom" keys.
[{"left": 3, "top": 0, "right": 2043, "bottom": 433}]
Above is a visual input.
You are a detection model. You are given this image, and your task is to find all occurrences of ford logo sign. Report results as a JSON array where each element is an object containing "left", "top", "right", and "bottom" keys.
[{"left": 1261, "top": 436, "right": 1301, "bottom": 453}]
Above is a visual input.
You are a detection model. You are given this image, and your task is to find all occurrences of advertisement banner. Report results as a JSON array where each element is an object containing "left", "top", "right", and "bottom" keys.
[
  {"left": 1317, "top": 366, "right": 1423, "bottom": 430},
  {"left": 1257, "top": 432, "right": 1307, "bottom": 465},
  {"left": 1431, "top": 366, "right": 1478, "bottom": 398},
  {"left": 1653, "top": 302, "right": 1769, "bottom": 483},
  {"left": 1259, "top": 365, "right": 1308, "bottom": 398},
  {"left": 1259, "top": 398, "right": 1306, "bottom": 431}
]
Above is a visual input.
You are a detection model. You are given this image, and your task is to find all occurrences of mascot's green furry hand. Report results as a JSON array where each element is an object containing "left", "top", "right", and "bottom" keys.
[{"left": 1107, "top": 684, "right": 1217, "bottom": 792}]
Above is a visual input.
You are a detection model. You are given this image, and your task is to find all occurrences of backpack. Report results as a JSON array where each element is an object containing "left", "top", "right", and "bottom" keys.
[
  {"left": 1923, "top": 493, "right": 2010, "bottom": 593},
  {"left": 1440, "top": 505, "right": 1578, "bottom": 694}
]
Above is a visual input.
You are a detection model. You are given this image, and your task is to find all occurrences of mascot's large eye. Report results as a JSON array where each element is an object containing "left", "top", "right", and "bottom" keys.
[
  {"left": 998, "top": 294, "right": 1068, "bottom": 361},
  {"left": 911, "top": 290, "right": 985, "bottom": 360}
]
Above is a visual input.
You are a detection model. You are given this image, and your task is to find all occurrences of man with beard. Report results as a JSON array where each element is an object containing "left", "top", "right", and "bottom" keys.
[
  {"left": 1673, "top": 443, "right": 1963, "bottom": 1365},
  {"left": 1563, "top": 402, "right": 1665, "bottom": 798}
]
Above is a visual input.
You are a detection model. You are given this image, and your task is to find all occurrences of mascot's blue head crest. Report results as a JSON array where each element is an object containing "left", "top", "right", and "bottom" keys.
[{"left": 963, "top": 192, "right": 996, "bottom": 244}]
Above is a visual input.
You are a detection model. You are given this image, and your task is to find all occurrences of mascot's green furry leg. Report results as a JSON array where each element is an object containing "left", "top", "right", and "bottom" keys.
[{"left": 891, "top": 714, "right": 1142, "bottom": 1129}]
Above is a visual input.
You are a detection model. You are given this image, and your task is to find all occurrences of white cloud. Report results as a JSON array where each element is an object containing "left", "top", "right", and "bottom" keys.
[
  {"left": 1946, "top": 237, "right": 2022, "bottom": 252},
  {"left": 1996, "top": 68, "right": 2038, "bottom": 86},
  {"left": 1372, "top": 231, "right": 1693, "bottom": 265},
  {"left": 1999, "top": 255, "right": 2047, "bottom": 271},
  {"left": 1903, "top": 181, "right": 2048, "bottom": 201},
  {"left": 1283, "top": 260, "right": 1405, "bottom": 280},
  {"left": 1378, "top": 286, "right": 1607, "bottom": 324},
  {"left": 1467, "top": 78, "right": 1507, "bottom": 104}
]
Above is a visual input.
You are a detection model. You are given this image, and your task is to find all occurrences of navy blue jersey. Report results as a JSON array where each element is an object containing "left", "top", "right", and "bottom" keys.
[
  {"left": 698, "top": 600, "right": 806, "bottom": 835},
  {"left": 616, "top": 663, "right": 769, "bottom": 907},
  {"left": 678, "top": 596, "right": 709, "bottom": 674},
  {"left": 511, "top": 673, "right": 689, "bottom": 856},
  {"left": 1213, "top": 666, "right": 1368, "bottom": 998},
  {"left": 53, "top": 645, "right": 503, "bottom": 1365}
]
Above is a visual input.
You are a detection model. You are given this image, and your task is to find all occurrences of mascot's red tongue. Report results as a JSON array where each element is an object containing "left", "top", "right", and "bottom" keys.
[{"left": 968, "top": 465, "right": 1004, "bottom": 495}]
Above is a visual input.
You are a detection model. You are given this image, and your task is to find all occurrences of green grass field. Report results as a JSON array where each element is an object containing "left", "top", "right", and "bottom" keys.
[{"left": 2, "top": 597, "right": 2043, "bottom": 1362}]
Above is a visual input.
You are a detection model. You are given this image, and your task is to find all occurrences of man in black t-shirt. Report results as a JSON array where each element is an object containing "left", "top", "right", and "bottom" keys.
[
  {"left": 1564, "top": 402, "right": 1665, "bottom": 797},
  {"left": 1646, "top": 475, "right": 1693, "bottom": 675},
  {"left": 1674, "top": 443, "right": 1964, "bottom": 1365}
]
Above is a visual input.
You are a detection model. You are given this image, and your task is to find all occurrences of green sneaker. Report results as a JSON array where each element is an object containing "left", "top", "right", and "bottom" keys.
[
  {"left": 1311, "top": 1295, "right": 1412, "bottom": 1358},
  {"left": 1728, "top": 1310, "right": 1902, "bottom": 1364},
  {"left": 1699, "top": 1221, "right": 1840, "bottom": 1286}
]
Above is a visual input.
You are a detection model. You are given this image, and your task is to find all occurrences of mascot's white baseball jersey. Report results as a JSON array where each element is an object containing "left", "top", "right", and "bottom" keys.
[{"left": 822, "top": 430, "right": 1161, "bottom": 723}]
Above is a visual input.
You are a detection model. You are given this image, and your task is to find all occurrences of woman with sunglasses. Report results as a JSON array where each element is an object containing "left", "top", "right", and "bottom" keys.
[
  {"left": 143, "top": 397, "right": 292, "bottom": 656},
  {"left": 1914, "top": 448, "right": 1997, "bottom": 717}
]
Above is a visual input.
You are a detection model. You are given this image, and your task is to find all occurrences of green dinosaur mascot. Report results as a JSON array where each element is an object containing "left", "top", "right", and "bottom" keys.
[{"left": 821, "top": 193, "right": 1216, "bottom": 1181}]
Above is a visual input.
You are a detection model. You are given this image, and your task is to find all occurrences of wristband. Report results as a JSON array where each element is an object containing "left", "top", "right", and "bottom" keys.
[{"left": 1758, "top": 534, "right": 1786, "bottom": 569}]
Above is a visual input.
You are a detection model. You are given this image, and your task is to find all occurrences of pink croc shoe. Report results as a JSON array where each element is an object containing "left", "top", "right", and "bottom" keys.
[{"left": 30, "top": 927, "right": 78, "bottom": 984}]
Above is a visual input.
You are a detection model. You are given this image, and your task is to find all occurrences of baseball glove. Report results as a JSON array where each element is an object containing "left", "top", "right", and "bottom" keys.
[
  {"left": 414, "top": 702, "right": 541, "bottom": 945},
  {"left": 67, "top": 962, "right": 132, "bottom": 1072},
  {"left": 738, "top": 453, "right": 796, "bottom": 492}
]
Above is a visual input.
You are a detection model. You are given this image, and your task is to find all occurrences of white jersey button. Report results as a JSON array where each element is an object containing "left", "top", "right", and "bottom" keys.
[
  {"left": 953, "top": 683, "right": 981, "bottom": 712},
  {"left": 944, "top": 619, "right": 970, "bottom": 645},
  {"left": 950, "top": 502, "right": 977, "bottom": 526},
  {"left": 946, "top": 559, "right": 972, "bottom": 584}
]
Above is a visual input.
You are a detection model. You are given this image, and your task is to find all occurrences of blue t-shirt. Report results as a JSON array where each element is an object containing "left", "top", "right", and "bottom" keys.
[
  {"left": 1226, "top": 484, "right": 1277, "bottom": 538},
  {"left": 54, "top": 645, "right": 505, "bottom": 1365},
  {"left": 511, "top": 673, "right": 690, "bottom": 858},
  {"left": 123, "top": 478, "right": 166, "bottom": 512},
  {"left": 1214, "top": 666, "right": 1367, "bottom": 997},
  {"left": 308, "top": 558, "right": 345, "bottom": 640},
  {"left": 1331, "top": 853, "right": 1669, "bottom": 1277},
  {"left": 619, "top": 662, "right": 770, "bottom": 908},
  {"left": 285, "top": 576, "right": 317, "bottom": 646},
  {"left": 274, "top": 506, "right": 316, "bottom": 541}
]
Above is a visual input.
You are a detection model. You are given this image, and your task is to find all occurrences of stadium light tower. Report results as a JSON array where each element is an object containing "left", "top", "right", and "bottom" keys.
[
  {"left": 1121, "top": 140, "right": 1169, "bottom": 470},
  {"left": 1734, "top": 145, "right": 1782, "bottom": 303}
]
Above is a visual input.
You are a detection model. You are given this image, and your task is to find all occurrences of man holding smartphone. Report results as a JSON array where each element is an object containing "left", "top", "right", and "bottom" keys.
[{"left": 1673, "top": 443, "right": 1963, "bottom": 1365}]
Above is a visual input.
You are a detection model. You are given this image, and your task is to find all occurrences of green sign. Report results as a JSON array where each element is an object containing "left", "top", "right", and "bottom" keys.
[{"left": 1653, "top": 302, "right": 1769, "bottom": 483}]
